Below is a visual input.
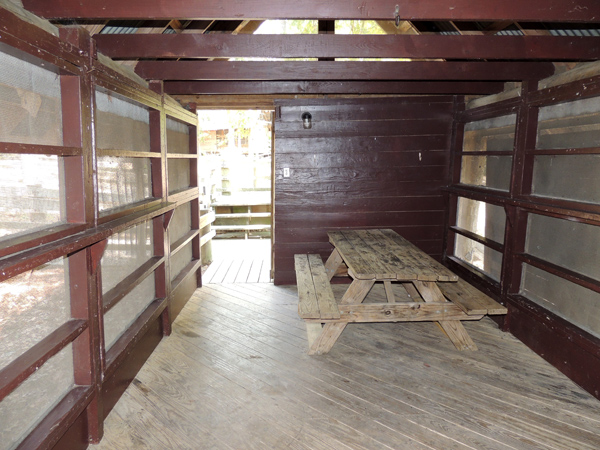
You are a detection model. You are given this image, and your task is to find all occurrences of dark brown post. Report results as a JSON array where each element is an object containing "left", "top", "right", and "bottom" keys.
[
  {"left": 187, "top": 103, "right": 202, "bottom": 287},
  {"left": 149, "top": 81, "right": 171, "bottom": 335}
]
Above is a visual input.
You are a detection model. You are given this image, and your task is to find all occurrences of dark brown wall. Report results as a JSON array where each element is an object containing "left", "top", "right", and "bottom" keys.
[{"left": 273, "top": 97, "right": 454, "bottom": 285}]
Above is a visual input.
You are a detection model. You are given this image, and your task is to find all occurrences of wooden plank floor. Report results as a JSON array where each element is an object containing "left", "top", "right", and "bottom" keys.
[
  {"left": 203, "top": 239, "right": 271, "bottom": 284},
  {"left": 91, "top": 283, "right": 600, "bottom": 450}
]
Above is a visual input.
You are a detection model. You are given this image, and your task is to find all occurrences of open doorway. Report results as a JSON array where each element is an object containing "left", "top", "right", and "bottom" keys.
[{"left": 197, "top": 109, "right": 273, "bottom": 283}]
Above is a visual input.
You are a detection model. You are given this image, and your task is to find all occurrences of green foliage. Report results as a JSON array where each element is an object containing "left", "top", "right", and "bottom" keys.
[
  {"left": 335, "top": 20, "right": 385, "bottom": 35},
  {"left": 286, "top": 20, "right": 318, "bottom": 34}
]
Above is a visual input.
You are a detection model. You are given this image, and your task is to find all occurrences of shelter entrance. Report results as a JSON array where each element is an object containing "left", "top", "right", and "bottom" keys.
[{"left": 198, "top": 109, "right": 274, "bottom": 283}]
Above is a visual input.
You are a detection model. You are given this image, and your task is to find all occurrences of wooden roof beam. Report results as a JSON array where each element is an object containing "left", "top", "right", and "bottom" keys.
[
  {"left": 94, "top": 34, "right": 600, "bottom": 61},
  {"left": 22, "top": 0, "right": 600, "bottom": 23},
  {"left": 135, "top": 60, "right": 555, "bottom": 81},
  {"left": 163, "top": 80, "right": 505, "bottom": 95}
]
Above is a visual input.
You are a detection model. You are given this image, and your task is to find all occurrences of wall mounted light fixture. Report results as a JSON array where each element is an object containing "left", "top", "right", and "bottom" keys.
[{"left": 302, "top": 112, "right": 312, "bottom": 129}]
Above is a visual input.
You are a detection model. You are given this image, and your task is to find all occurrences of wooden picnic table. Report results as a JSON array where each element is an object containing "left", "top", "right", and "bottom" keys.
[{"left": 296, "top": 229, "right": 507, "bottom": 355}]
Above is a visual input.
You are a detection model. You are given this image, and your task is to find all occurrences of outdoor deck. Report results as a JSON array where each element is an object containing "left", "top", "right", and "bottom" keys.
[
  {"left": 202, "top": 239, "right": 271, "bottom": 283},
  {"left": 91, "top": 282, "right": 600, "bottom": 450}
]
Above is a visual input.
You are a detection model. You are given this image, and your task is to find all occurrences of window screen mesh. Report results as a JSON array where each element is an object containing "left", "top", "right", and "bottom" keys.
[
  {"left": 521, "top": 264, "right": 600, "bottom": 339},
  {"left": 95, "top": 88, "right": 150, "bottom": 152},
  {"left": 0, "top": 344, "right": 74, "bottom": 449},
  {"left": 537, "top": 96, "right": 600, "bottom": 150},
  {"left": 0, "top": 154, "right": 65, "bottom": 241},
  {"left": 532, "top": 155, "right": 600, "bottom": 205},
  {"left": 101, "top": 221, "right": 154, "bottom": 295},
  {"left": 168, "top": 158, "right": 191, "bottom": 194},
  {"left": 0, "top": 256, "right": 70, "bottom": 371},
  {"left": 454, "top": 234, "right": 502, "bottom": 281},
  {"left": 0, "top": 45, "right": 63, "bottom": 146},
  {"left": 97, "top": 156, "right": 152, "bottom": 211},
  {"left": 463, "top": 114, "right": 516, "bottom": 152},
  {"left": 169, "top": 202, "right": 192, "bottom": 245},
  {"left": 460, "top": 155, "right": 512, "bottom": 191},
  {"left": 456, "top": 197, "right": 506, "bottom": 244},
  {"left": 526, "top": 214, "right": 600, "bottom": 282},
  {"left": 104, "top": 274, "right": 156, "bottom": 350},
  {"left": 171, "top": 241, "right": 193, "bottom": 282},
  {"left": 166, "top": 117, "right": 190, "bottom": 154}
]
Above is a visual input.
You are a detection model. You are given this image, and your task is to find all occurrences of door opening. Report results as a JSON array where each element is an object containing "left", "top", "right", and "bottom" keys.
[{"left": 197, "top": 109, "right": 274, "bottom": 284}]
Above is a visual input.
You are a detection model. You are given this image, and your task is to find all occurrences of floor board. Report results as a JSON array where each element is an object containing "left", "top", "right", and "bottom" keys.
[
  {"left": 203, "top": 240, "right": 271, "bottom": 284},
  {"left": 92, "top": 283, "right": 600, "bottom": 450}
]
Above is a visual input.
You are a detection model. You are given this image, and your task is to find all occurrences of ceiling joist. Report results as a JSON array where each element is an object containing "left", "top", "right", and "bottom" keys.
[
  {"left": 94, "top": 34, "right": 600, "bottom": 61},
  {"left": 135, "top": 60, "right": 555, "bottom": 82},
  {"left": 163, "top": 81, "right": 505, "bottom": 96},
  {"left": 22, "top": 0, "right": 600, "bottom": 23}
]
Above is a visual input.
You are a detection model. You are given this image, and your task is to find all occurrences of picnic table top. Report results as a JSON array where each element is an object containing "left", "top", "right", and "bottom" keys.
[{"left": 328, "top": 229, "right": 458, "bottom": 282}]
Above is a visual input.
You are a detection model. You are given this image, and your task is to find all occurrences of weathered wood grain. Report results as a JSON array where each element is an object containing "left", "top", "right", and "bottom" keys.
[
  {"left": 309, "top": 279, "right": 375, "bottom": 355},
  {"left": 294, "top": 254, "right": 339, "bottom": 320},
  {"left": 415, "top": 281, "right": 478, "bottom": 351},
  {"left": 92, "top": 283, "right": 600, "bottom": 450},
  {"left": 328, "top": 229, "right": 457, "bottom": 282},
  {"left": 439, "top": 278, "right": 508, "bottom": 315},
  {"left": 307, "top": 254, "right": 339, "bottom": 320},
  {"left": 294, "top": 254, "right": 320, "bottom": 319},
  {"left": 323, "top": 248, "right": 343, "bottom": 282},
  {"left": 327, "top": 303, "right": 484, "bottom": 323}
]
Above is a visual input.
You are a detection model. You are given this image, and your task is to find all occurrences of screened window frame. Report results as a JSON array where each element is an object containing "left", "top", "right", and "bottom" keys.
[
  {"left": 0, "top": 12, "right": 202, "bottom": 448},
  {"left": 453, "top": 101, "right": 520, "bottom": 195},
  {"left": 166, "top": 112, "right": 198, "bottom": 199},
  {"left": 167, "top": 199, "right": 202, "bottom": 292},
  {"left": 514, "top": 208, "right": 600, "bottom": 297},
  {"left": 446, "top": 192, "right": 506, "bottom": 287},
  {"left": 517, "top": 92, "right": 600, "bottom": 215},
  {"left": 447, "top": 81, "right": 600, "bottom": 329},
  {"left": 446, "top": 102, "right": 520, "bottom": 287},
  {"left": 0, "top": 45, "right": 87, "bottom": 257},
  {"left": 93, "top": 84, "right": 161, "bottom": 220}
]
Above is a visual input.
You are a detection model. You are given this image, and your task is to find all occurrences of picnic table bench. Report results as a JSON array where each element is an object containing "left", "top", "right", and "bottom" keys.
[{"left": 294, "top": 229, "right": 507, "bottom": 355}]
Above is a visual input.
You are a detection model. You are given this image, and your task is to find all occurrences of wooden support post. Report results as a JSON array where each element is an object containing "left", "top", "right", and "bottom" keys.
[
  {"left": 383, "top": 281, "right": 396, "bottom": 303},
  {"left": 308, "top": 279, "right": 374, "bottom": 355},
  {"left": 69, "top": 242, "right": 106, "bottom": 444},
  {"left": 403, "top": 282, "right": 422, "bottom": 301},
  {"left": 187, "top": 103, "right": 202, "bottom": 288},
  {"left": 305, "top": 323, "right": 323, "bottom": 348},
  {"left": 153, "top": 215, "right": 170, "bottom": 335},
  {"left": 414, "top": 281, "right": 478, "bottom": 351},
  {"left": 323, "top": 248, "right": 343, "bottom": 281}
]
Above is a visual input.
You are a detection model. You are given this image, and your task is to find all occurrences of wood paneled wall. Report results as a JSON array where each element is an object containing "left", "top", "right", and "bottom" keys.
[{"left": 273, "top": 97, "right": 454, "bottom": 285}]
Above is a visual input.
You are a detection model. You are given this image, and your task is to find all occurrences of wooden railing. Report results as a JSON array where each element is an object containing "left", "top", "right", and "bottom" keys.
[{"left": 211, "top": 200, "right": 271, "bottom": 239}]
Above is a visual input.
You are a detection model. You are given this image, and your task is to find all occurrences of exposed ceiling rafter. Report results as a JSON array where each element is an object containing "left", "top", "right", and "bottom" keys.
[
  {"left": 135, "top": 60, "right": 555, "bottom": 81},
  {"left": 94, "top": 34, "right": 600, "bottom": 61},
  {"left": 163, "top": 80, "right": 505, "bottom": 95},
  {"left": 22, "top": 0, "right": 600, "bottom": 23}
]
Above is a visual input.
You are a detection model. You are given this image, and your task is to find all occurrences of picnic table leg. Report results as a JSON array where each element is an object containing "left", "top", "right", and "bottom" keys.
[
  {"left": 323, "top": 248, "right": 344, "bottom": 281},
  {"left": 308, "top": 279, "right": 375, "bottom": 355},
  {"left": 413, "top": 281, "right": 478, "bottom": 351},
  {"left": 383, "top": 281, "right": 396, "bottom": 303},
  {"left": 305, "top": 322, "right": 324, "bottom": 348},
  {"left": 402, "top": 282, "right": 422, "bottom": 301}
]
